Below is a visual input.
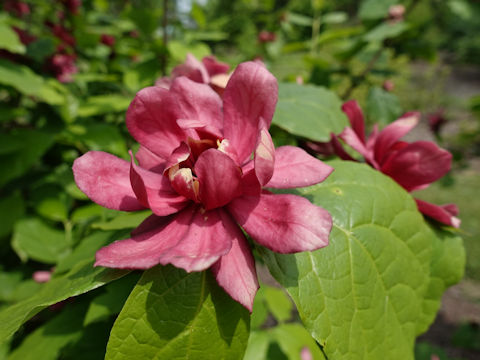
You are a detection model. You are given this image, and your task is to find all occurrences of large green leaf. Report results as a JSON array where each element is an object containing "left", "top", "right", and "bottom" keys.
[
  {"left": 77, "top": 95, "right": 132, "bottom": 117},
  {"left": 0, "top": 191, "right": 24, "bottom": 239},
  {"left": 366, "top": 86, "right": 403, "bottom": 126},
  {"left": 105, "top": 265, "right": 250, "bottom": 360},
  {"left": 0, "top": 260, "right": 128, "bottom": 343},
  {"left": 272, "top": 83, "right": 348, "bottom": 142},
  {"left": 0, "top": 23, "right": 25, "bottom": 54},
  {"left": 261, "top": 160, "right": 464, "bottom": 360}
]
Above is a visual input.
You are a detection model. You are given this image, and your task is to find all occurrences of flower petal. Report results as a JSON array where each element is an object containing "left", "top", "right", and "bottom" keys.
[
  {"left": 342, "top": 100, "right": 366, "bottom": 144},
  {"left": 229, "top": 192, "right": 332, "bottom": 253},
  {"left": 73, "top": 151, "right": 144, "bottom": 211},
  {"left": 126, "top": 86, "right": 185, "bottom": 159},
  {"left": 254, "top": 128, "right": 275, "bottom": 186},
  {"left": 223, "top": 61, "right": 278, "bottom": 164},
  {"left": 415, "top": 198, "right": 461, "bottom": 228},
  {"left": 202, "top": 55, "right": 230, "bottom": 77},
  {"left": 136, "top": 146, "right": 165, "bottom": 173},
  {"left": 195, "top": 149, "right": 243, "bottom": 210},
  {"left": 266, "top": 146, "right": 333, "bottom": 188},
  {"left": 170, "top": 77, "right": 224, "bottom": 134},
  {"left": 95, "top": 205, "right": 232, "bottom": 272},
  {"left": 211, "top": 212, "right": 259, "bottom": 312},
  {"left": 129, "top": 151, "right": 189, "bottom": 216},
  {"left": 339, "top": 127, "right": 377, "bottom": 167},
  {"left": 374, "top": 112, "right": 419, "bottom": 164},
  {"left": 380, "top": 141, "right": 452, "bottom": 192},
  {"left": 172, "top": 53, "right": 209, "bottom": 83}
]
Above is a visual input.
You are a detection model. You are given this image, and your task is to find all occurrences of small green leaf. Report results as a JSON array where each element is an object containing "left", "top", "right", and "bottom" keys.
[
  {"left": 26, "top": 38, "right": 55, "bottom": 62},
  {"left": 366, "top": 86, "right": 403, "bottom": 126},
  {"left": 0, "top": 191, "right": 24, "bottom": 239},
  {"left": 0, "top": 260, "right": 128, "bottom": 343},
  {"left": 363, "top": 22, "right": 409, "bottom": 43},
  {"left": 105, "top": 266, "right": 250, "bottom": 360},
  {"left": 77, "top": 95, "right": 132, "bottom": 117},
  {"left": 273, "top": 83, "right": 349, "bottom": 142},
  {"left": 92, "top": 210, "right": 151, "bottom": 230},
  {"left": 0, "top": 23, "right": 25, "bottom": 54},
  {"left": 263, "top": 287, "right": 293, "bottom": 323},
  {"left": 73, "top": 123, "right": 128, "bottom": 157},
  {"left": 167, "top": 41, "right": 211, "bottom": 63},
  {"left": 12, "top": 218, "right": 70, "bottom": 264}
]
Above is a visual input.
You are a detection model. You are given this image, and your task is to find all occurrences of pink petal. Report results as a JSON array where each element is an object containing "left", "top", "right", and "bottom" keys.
[
  {"left": 95, "top": 205, "right": 232, "bottom": 272},
  {"left": 254, "top": 128, "right": 275, "bottom": 186},
  {"left": 155, "top": 76, "right": 172, "bottom": 89},
  {"left": 339, "top": 127, "right": 377, "bottom": 167},
  {"left": 374, "top": 112, "right": 420, "bottom": 164},
  {"left": 136, "top": 146, "right": 165, "bottom": 173},
  {"left": 342, "top": 100, "right": 365, "bottom": 144},
  {"left": 129, "top": 151, "right": 190, "bottom": 216},
  {"left": 380, "top": 141, "right": 452, "bottom": 192},
  {"left": 195, "top": 149, "right": 243, "bottom": 210},
  {"left": 415, "top": 199, "right": 461, "bottom": 228},
  {"left": 223, "top": 62, "right": 278, "bottom": 164},
  {"left": 331, "top": 134, "right": 356, "bottom": 161},
  {"left": 202, "top": 55, "right": 230, "bottom": 77},
  {"left": 172, "top": 53, "right": 209, "bottom": 83},
  {"left": 126, "top": 86, "right": 186, "bottom": 160},
  {"left": 228, "top": 192, "right": 332, "bottom": 253},
  {"left": 211, "top": 212, "right": 259, "bottom": 312},
  {"left": 266, "top": 146, "right": 334, "bottom": 188},
  {"left": 73, "top": 151, "right": 145, "bottom": 211},
  {"left": 170, "top": 77, "right": 224, "bottom": 134}
]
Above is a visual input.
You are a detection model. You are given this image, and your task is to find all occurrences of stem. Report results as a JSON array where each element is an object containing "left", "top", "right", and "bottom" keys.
[{"left": 311, "top": 6, "right": 321, "bottom": 55}]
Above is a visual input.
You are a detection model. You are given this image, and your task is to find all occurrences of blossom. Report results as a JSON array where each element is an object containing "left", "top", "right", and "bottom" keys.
[
  {"left": 332, "top": 100, "right": 460, "bottom": 228},
  {"left": 258, "top": 31, "right": 277, "bottom": 43},
  {"left": 155, "top": 53, "right": 230, "bottom": 96},
  {"left": 47, "top": 53, "right": 77, "bottom": 82},
  {"left": 100, "top": 34, "right": 115, "bottom": 47},
  {"left": 73, "top": 62, "right": 333, "bottom": 310}
]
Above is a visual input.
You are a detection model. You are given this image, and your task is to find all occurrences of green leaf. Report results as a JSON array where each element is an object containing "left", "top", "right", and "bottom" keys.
[
  {"left": 105, "top": 266, "right": 250, "bottom": 360},
  {"left": 72, "top": 123, "right": 128, "bottom": 157},
  {"left": 8, "top": 302, "right": 87, "bottom": 360},
  {"left": 263, "top": 287, "right": 293, "bottom": 323},
  {"left": 0, "top": 191, "right": 24, "bottom": 239},
  {"left": 11, "top": 218, "right": 70, "bottom": 264},
  {"left": 244, "top": 324, "right": 326, "bottom": 360},
  {"left": 167, "top": 41, "right": 211, "bottom": 63},
  {"left": 366, "top": 86, "right": 403, "bottom": 126},
  {"left": 92, "top": 210, "right": 151, "bottom": 230},
  {"left": 77, "top": 95, "right": 132, "bottom": 117},
  {"left": 0, "top": 129, "right": 55, "bottom": 187},
  {"left": 0, "top": 59, "right": 65, "bottom": 105},
  {"left": 26, "top": 38, "right": 55, "bottom": 62},
  {"left": 272, "top": 83, "right": 349, "bottom": 142},
  {"left": 84, "top": 273, "right": 140, "bottom": 325},
  {"left": 0, "top": 260, "right": 128, "bottom": 343},
  {"left": 363, "top": 22, "right": 409, "bottom": 43},
  {"left": 261, "top": 160, "right": 464, "bottom": 360},
  {"left": 359, "top": 0, "right": 398, "bottom": 20},
  {"left": 0, "top": 23, "right": 25, "bottom": 54}
]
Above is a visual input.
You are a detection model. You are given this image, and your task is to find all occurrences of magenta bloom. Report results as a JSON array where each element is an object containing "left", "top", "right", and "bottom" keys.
[
  {"left": 48, "top": 53, "right": 77, "bottom": 83},
  {"left": 334, "top": 100, "right": 460, "bottom": 228},
  {"left": 73, "top": 62, "right": 333, "bottom": 310},
  {"left": 100, "top": 34, "right": 115, "bottom": 47},
  {"left": 155, "top": 53, "right": 230, "bottom": 96}
]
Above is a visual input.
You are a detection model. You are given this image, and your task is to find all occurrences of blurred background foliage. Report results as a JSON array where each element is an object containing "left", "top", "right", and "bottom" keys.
[{"left": 0, "top": 0, "right": 479, "bottom": 359}]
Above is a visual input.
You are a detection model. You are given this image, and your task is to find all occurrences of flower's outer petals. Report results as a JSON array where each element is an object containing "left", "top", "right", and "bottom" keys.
[
  {"left": 380, "top": 141, "right": 452, "bottom": 192},
  {"left": 254, "top": 128, "right": 275, "bottom": 186},
  {"left": 202, "top": 55, "right": 230, "bottom": 77},
  {"left": 223, "top": 62, "right": 278, "bottom": 164},
  {"left": 164, "top": 142, "right": 191, "bottom": 172},
  {"left": 95, "top": 206, "right": 195, "bottom": 269},
  {"left": 136, "top": 146, "right": 165, "bottom": 173},
  {"left": 126, "top": 86, "right": 185, "bottom": 160},
  {"left": 266, "top": 146, "right": 334, "bottom": 188},
  {"left": 374, "top": 111, "right": 420, "bottom": 163},
  {"left": 415, "top": 198, "right": 461, "bottom": 228},
  {"left": 129, "top": 151, "right": 189, "bottom": 216},
  {"left": 131, "top": 214, "right": 166, "bottom": 237},
  {"left": 211, "top": 212, "right": 259, "bottom": 312},
  {"left": 339, "top": 127, "right": 377, "bottom": 167},
  {"left": 195, "top": 149, "right": 243, "bottom": 210},
  {"left": 229, "top": 192, "right": 332, "bottom": 253},
  {"left": 172, "top": 53, "right": 209, "bottom": 83},
  {"left": 342, "top": 100, "right": 365, "bottom": 143},
  {"left": 159, "top": 207, "right": 233, "bottom": 272},
  {"left": 331, "top": 134, "right": 356, "bottom": 161},
  {"left": 155, "top": 76, "right": 172, "bottom": 89},
  {"left": 170, "top": 77, "right": 224, "bottom": 133},
  {"left": 73, "top": 151, "right": 145, "bottom": 211}
]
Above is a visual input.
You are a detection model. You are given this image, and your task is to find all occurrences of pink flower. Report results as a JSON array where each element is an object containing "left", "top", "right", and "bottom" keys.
[
  {"left": 73, "top": 62, "right": 333, "bottom": 310},
  {"left": 333, "top": 100, "right": 460, "bottom": 228},
  {"left": 3, "top": 0, "right": 30, "bottom": 17},
  {"left": 33, "top": 270, "right": 52, "bottom": 283},
  {"left": 47, "top": 53, "right": 77, "bottom": 82},
  {"left": 155, "top": 53, "right": 230, "bottom": 96},
  {"left": 100, "top": 34, "right": 115, "bottom": 47},
  {"left": 258, "top": 31, "right": 277, "bottom": 43}
]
